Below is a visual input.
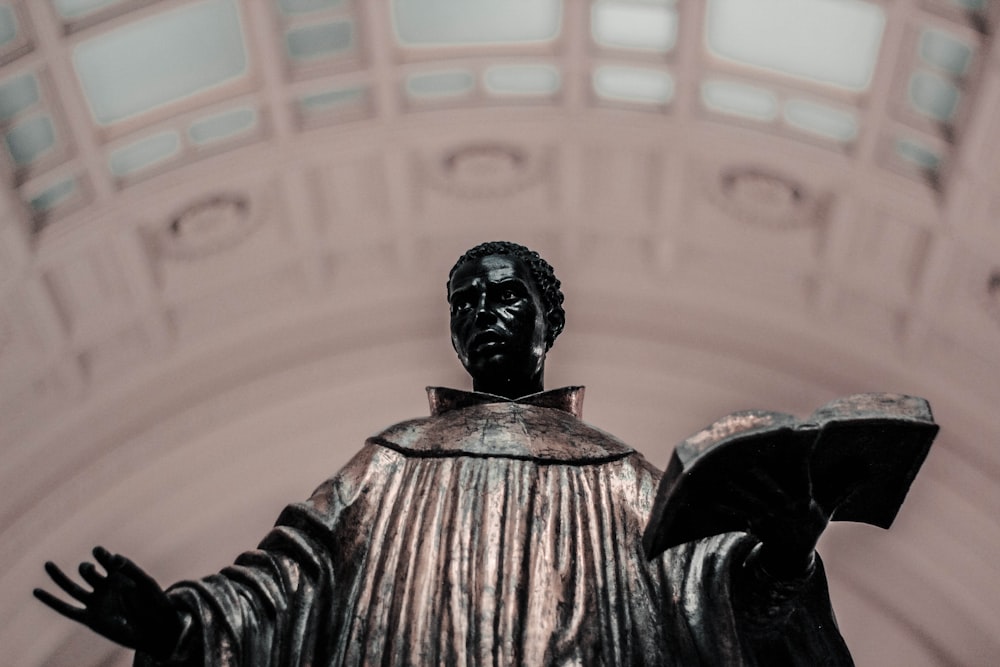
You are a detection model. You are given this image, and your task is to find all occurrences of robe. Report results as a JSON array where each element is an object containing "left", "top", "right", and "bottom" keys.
[{"left": 138, "top": 387, "right": 852, "bottom": 666}]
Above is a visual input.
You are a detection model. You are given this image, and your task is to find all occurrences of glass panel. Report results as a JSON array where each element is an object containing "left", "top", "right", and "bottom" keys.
[
  {"left": 706, "top": 0, "right": 886, "bottom": 91},
  {"left": 0, "top": 72, "right": 39, "bottom": 121},
  {"left": 285, "top": 20, "right": 353, "bottom": 61},
  {"left": 920, "top": 29, "right": 972, "bottom": 76},
  {"left": 392, "top": 0, "right": 562, "bottom": 46},
  {"left": 701, "top": 80, "right": 777, "bottom": 120},
  {"left": 949, "top": 0, "right": 985, "bottom": 9},
  {"left": 406, "top": 70, "right": 475, "bottom": 97},
  {"left": 593, "top": 66, "right": 673, "bottom": 104},
  {"left": 278, "top": 0, "right": 344, "bottom": 15},
  {"left": 0, "top": 4, "right": 17, "bottom": 47},
  {"left": 4, "top": 114, "right": 55, "bottom": 165},
  {"left": 592, "top": 1, "right": 677, "bottom": 52},
  {"left": 109, "top": 130, "right": 180, "bottom": 176},
  {"left": 52, "top": 0, "right": 128, "bottom": 19},
  {"left": 299, "top": 85, "right": 365, "bottom": 111},
  {"left": 895, "top": 137, "right": 940, "bottom": 169},
  {"left": 909, "top": 71, "right": 959, "bottom": 120},
  {"left": 73, "top": 0, "right": 247, "bottom": 125},
  {"left": 484, "top": 65, "right": 559, "bottom": 95},
  {"left": 188, "top": 107, "right": 257, "bottom": 144},
  {"left": 29, "top": 176, "right": 76, "bottom": 211},
  {"left": 784, "top": 99, "right": 858, "bottom": 141}
]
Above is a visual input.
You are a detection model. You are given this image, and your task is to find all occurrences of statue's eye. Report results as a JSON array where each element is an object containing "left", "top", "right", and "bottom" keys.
[{"left": 500, "top": 289, "right": 519, "bottom": 303}]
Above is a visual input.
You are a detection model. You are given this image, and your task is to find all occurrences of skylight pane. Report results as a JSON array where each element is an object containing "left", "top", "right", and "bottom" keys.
[
  {"left": 909, "top": 71, "right": 959, "bottom": 120},
  {"left": 299, "top": 85, "right": 365, "bottom": 111},
  {"left": 706, "top": 0, "right": 886, "bottom": 91},
  {"left": 188, "top": 107, "right": 257, "bottom": 145},
  {"left": 592, "top": 1, "right": 678, "bottom": 52},
  {"left": 701, "top": 80, "right": 777, "bottom": 120},
  {"left": 920, "top": 29, "right": 972, "bottom": 76},
  {"left": 392, "top": 0, "right": 562, "bottom": 46},
  {"left": 4, "top": 115, "right": 54, "bottom": 166},
  {"left": 895, "top": 138, "right": 940, "bottom": 169},
  {"left": 73, "top": 0, "right": 247, "bottom": 125},
  {"left": 784, "top": 99, "right": 858, "bottom": 141},
  {"left": 109, "top": 131, "right": 180, "bottom": 176},
  {"left": 285, "top": 20, "right": 353, "bottom": 61},
  {"left": 29, "top": 176, "right": 77, "bottom": 212},
  {"left": 278, "top": 0, "right": 344, "bottom": 15},
  {"left": 406, "top": 70, "right": 475, "bottom": 98},
  {"left": 0, "top": 72, "right": 39, "bottom": 121},
  {"left": 53, "top": 0, "right": 128, "bottom": 19},
  {"left": 0, "top": 5, "right": 17, "bottom": 47},
  {"left": 949, "top": 0, "right": 985, "bottom": 9},
  {"left": 484, "top": 65, "right": 560, "bottom": 95},
  {"left": 594, "top": 66, "right": 673, "bottom": 104}
]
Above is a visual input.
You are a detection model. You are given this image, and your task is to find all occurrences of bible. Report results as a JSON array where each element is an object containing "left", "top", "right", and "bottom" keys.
[{"left": 643, "top": 393, "right": 938, "bottom": 558}]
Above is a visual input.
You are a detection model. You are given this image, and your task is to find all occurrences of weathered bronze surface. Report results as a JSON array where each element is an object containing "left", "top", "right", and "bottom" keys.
[{"left": 35, "top": 241, "right": 935, "bottom": 665}]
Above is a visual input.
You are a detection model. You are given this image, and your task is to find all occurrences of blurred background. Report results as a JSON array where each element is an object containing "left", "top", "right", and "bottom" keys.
[{"left": 1, "top": 0, "right": 998, "bottom": 664}]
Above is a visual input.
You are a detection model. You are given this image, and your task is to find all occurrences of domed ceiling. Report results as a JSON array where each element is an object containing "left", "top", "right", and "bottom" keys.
[{"left": 2, "top": 1, "right": 999, "bottom": 664}]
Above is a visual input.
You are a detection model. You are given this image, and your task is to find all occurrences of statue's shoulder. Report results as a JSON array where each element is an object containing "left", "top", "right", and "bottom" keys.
[{"left": 367, "top": 404, "right": 635, "bottom": 463}]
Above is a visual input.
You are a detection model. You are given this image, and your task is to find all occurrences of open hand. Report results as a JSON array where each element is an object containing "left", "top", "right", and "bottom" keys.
[{"left": 34, "top": 546, "right": 182, "bottom": 659}]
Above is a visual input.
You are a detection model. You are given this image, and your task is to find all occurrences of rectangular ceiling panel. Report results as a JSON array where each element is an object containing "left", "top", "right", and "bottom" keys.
[
  {"left": 72, "top": 0, "right": 248, "bottom": 125},
  {"left": 392, "top": 0, "right": 562, "bottom": 46},
  {"left": 706, "top": 0, "right": 886, "bottom": 91}
]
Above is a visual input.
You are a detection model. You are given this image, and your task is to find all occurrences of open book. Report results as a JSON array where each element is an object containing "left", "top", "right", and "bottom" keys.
[{"left": 642, "top": 393, "right": 938, "bottom": 559}]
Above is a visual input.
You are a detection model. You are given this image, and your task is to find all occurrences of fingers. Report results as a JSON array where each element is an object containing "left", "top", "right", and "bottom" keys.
[
  {"left": 90, "top": 546, "right": 156, "bottom": 590},
  {"left": 33, "top": 587, "right": 87, "bottom": 623},
  {"left": 79, "top": 562, "right": 104, "bottom": 588},
  {"left": 43, "top": 561, "right": 90, "bottom": 602},
  {"left": 92, "top": 546, "right": 118, "bottom": 572}
]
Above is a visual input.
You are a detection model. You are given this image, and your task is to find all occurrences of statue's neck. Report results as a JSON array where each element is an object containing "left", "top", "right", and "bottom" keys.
[{"left": 472, "top": 368, "right": 544, "bottom": 400}]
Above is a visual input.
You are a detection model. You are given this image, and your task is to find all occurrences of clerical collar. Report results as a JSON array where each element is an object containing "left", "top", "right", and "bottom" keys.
[{"left": 426, "top": 386, "right": 585, "bottom": 419}]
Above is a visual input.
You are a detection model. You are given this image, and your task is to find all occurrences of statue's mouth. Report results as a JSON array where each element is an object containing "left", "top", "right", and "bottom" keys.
[{"left": 471, "top": 330, "right": 505, "bottom": 350}]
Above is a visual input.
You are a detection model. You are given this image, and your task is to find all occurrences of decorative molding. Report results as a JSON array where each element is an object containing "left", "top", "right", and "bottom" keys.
[
  {"left": 708, "top": 165, "right": 828, "bottom": 229},
  {"left": 155, "top": 192, "right": 263, "bottom": 261},
  {"left": 424, "top": 142, "right": 546, "bottom": 198}
]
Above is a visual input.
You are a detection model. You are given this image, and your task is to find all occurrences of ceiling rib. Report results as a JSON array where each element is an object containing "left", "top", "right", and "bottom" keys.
[
  {"left": 360, "top": 0, "right": 416, "bottom": 269},
  {"left": 559, "top": 0, "right": 587, "bottom": 113},
  {"left": 855, "top": 0, "right": 912, "bottom": 167},
  {"left": 24, "top": 1, "right": 113, "bottom": 203},
  {"left": 243, "top": 0, "right": 294, "bottom": 140}
]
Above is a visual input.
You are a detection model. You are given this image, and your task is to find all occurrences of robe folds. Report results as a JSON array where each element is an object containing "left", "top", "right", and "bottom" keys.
[{"left": 138, "top": 387, "right": 852, "bottom": 666}]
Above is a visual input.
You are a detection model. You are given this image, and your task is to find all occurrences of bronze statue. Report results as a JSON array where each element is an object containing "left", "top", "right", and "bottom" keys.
[{"left": 36, "top": 241, "right": 935, "bottom": 665}]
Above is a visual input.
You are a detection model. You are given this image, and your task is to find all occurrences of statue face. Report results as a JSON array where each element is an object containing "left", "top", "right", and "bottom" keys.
[{"left": 449, "top": 254, "right": 548, "bottom": 388}]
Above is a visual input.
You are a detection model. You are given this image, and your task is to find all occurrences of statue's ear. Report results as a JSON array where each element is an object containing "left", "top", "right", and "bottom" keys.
[{"left": 547, "top": 310, "right": 565, "bottom": 348}]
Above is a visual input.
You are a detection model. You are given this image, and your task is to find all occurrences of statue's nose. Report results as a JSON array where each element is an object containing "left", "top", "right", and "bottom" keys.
[{"left": 474, "top": 295, "right": 497, "bottom": 325}]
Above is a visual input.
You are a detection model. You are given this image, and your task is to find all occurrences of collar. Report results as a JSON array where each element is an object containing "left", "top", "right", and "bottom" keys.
[{"left": 426, "top": 386, "right": 585, "bottom": 419}]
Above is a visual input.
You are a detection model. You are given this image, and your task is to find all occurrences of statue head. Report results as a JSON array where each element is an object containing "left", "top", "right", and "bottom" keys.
[{"left": 447, "top": 241, "right": 565, "bottom": 398}]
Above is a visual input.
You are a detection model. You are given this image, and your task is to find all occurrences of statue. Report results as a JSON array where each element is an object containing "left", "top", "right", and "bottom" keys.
[{"left": 35, "top": 241, "right": 935, "bottom": 665}]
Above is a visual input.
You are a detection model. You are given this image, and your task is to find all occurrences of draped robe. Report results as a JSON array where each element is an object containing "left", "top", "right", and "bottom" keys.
[{"left": 138, "top": 387, "right": 852, "bottom": 666}]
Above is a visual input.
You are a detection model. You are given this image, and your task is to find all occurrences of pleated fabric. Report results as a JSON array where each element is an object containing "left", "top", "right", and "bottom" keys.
[{"left": 137, "top": 389, "right": 850, "bottom": 667}]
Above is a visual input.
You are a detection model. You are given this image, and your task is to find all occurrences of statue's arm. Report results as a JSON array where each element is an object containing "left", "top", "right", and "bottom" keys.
[{"left": 34, "top": 546, "right": 185, "bottom": 660}]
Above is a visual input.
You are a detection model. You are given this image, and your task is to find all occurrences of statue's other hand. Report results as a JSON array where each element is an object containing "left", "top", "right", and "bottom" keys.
[
  {"left": 752, "top": 495, "right": 829, "bottom": 580},
  {"left": 34, "top": 546, "right": 182, "bottom": 659},
  {"left": 715, "top": 468, "right": 831, "bottom": 581}
]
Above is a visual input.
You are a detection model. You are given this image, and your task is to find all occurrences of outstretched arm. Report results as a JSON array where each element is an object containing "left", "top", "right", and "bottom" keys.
[{"left": 34, "top": 546, "right": 184, "bottom": 660}]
